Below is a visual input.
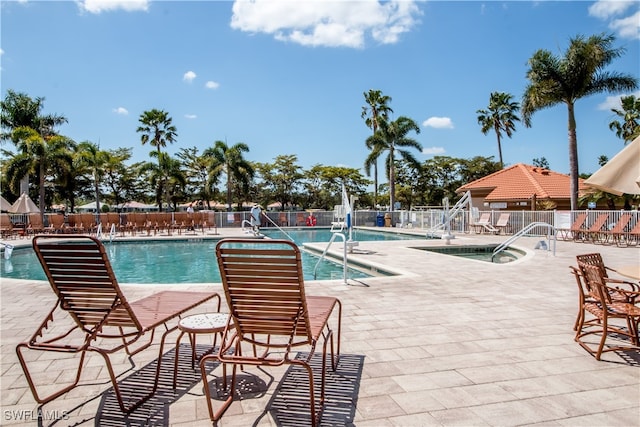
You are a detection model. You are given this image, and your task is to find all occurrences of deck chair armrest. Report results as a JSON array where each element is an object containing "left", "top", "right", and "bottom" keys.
[
  {"left": 602, "top": 280, "right": 640, "bottom": 303},
  {"left": 603, "top": 276, "right": 640, "bottom": 292}
]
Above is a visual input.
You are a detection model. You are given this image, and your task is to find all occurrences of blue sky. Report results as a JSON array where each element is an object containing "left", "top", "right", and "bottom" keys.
[{"left": 1, "top": 0, "right": 639, "bottom": 179}]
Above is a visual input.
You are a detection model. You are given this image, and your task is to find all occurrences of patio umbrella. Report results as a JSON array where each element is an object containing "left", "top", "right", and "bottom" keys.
[
  {"left": 8, "top": 193, "right": 39, "bottom": 214},
  {"left": 584, "top": 135, "right": 640, "bottom": 196},
  {"left": 0, "top": 195, "right": 11, "bottom": 211}
]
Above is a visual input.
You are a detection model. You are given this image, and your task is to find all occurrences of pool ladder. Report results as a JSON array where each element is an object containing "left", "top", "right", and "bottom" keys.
[
  {"left": 492, "top": 222, "right": 556, "bottom": 261},
  {"left": 313, "top": 231, "right": 349, "bottom": 285}
]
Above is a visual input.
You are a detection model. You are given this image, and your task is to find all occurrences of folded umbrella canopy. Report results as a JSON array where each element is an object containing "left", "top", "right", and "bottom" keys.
[
  {"left": 584, "top": 135, "right": 640, "bottom": 196},
  {"left": 0, "top": 195, "right": 11, "bottom": 212},
  {"left": 9, "top": 193, "right": 39, "bottom": 214}
]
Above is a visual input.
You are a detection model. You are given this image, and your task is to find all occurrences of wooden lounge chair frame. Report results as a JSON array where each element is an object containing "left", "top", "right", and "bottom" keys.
[
  {"left": 575, "top": 262, "right": 640, "bottom": 360},
  {"left": 16, "top": 235, "right": 220, "bottom": 413},
  {"left": 201, "top": 238, "right": 342, "bottom": 426}
]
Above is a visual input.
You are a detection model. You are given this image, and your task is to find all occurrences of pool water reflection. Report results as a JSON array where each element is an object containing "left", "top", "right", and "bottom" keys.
[{"left": 1, "top": 239, "right": 375, "bottom": 283}]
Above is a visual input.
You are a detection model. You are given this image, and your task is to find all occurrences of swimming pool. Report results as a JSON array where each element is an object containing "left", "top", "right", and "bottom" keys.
[
  {"left": 261, "top": 227, "right": 425, "bottom": 243},
  {"left": 1, "top": 228, "right": 417, "bottom": 283},
  {"left": 414, "top": 245, "right": 526, "bottom": 263},
  {"left": 0, "top": 238, "right": 378, "bottom": 283}
]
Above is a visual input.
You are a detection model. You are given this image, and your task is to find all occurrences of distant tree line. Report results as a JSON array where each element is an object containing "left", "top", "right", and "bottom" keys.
[{"left": 1, "top": 33, "right": 638, "bottom": 219}]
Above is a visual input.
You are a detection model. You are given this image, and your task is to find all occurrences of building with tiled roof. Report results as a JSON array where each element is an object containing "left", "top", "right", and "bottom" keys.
[{"left": 456, "top": 163, "right": 589, "bottom": 211}]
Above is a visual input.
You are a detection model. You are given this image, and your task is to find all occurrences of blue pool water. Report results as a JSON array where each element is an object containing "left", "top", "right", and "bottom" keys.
[
  {"left": 262, "top": 227, "right": 424, "bottom": 243},
  {"left": 1, "top": 228, "right": 413, "bottom": 284}
]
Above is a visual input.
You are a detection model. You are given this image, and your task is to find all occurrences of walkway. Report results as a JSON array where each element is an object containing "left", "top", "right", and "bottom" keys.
[{"left": 0, "top": 228, "right": 638, "bottom": 426}]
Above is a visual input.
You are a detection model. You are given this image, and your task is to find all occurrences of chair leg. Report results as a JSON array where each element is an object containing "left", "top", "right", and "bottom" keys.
[
  {"left": 291, "top": 359, "right": 319, "bottom": 427},
  {"left": 16, "top": 344, "right": 87, "bottom": 406},
  {"left": 173, "top": 330, "right": 187, "bottom": 388},
  {"left": 200, "top": 354, "right": 238, "bottom": 423}
]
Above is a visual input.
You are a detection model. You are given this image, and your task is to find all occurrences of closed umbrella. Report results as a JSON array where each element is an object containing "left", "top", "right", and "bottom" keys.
[
  {"left": 584, "top": 136, "right": 640, "bottom": 196},
  {"left": 9, "top": 193, "right": 39, "bottom": 214},
  {"left": 0, "top": 195, "right": 11, "bottom": 211}
]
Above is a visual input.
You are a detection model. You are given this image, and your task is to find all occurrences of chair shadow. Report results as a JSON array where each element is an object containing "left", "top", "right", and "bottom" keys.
[
  {"left": 94, "top": 343, "right": 217, "bottom": 426},
  {"left": 260, "top": 352, "right": 365, "bottom": 427}
]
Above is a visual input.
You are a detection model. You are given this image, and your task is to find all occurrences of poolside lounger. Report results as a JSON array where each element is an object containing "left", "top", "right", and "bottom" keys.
[
  {"left": 557, "top": 212, "right": 588, "bottom": 241},
  {"left": 201, "top": 238, "right": 342, "bottom": 426},
  {"left": 600, "top": 213, "right": 633, "bottom": 246},
  {"left": 584, "top": 213, "right": 611, "bottom": 243},
  {"left": 471, "top": 212, "right": 498, "bottom": 234},
  {"left": 1, "top": 213, "right": 17, "bottom": 239},
  {"left": 494, "top": 213, "right": 511, "bottom": 234},
  {"left": 16, "top": 234, "right": 220, "bottom": 413}
]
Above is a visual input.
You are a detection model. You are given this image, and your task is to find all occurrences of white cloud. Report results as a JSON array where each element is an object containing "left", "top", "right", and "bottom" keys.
[
  {"left": 588, "top": 1, "right": 639, "bottom": 39},
  {"left": 609, "top": 10, "right": 640, "bottom": 39},
  {"left": 422, "top": 146, "right": 446, "bottom": 156},
  {"left": 205, "top": 81, "right": 220, "bottom": 90},
  {"left": 422, "top": 117, "right": 454, "bottom": 129},
  {"left": 588, "top": 0, "right": 635, "bottom": 19},
  {"left": 183, "top": 71, "right": 197, "bottom": 82},
  {"left": 112, "top": 107, "right": 128, "bottom": 115},
  {"left": 598, "top": 91, "right": 640, "bottom": 110},
  {"left": 0, "top": 49, "right": 4, "bottom": 55},
  {"left": 79, "top": 0, "right": 149, "bottom": 14},
  {"left": 230, "top": 0, "right": 421, "bottom": 48},
  {"left": 184, "top": 114, "right": 197, "bottom": 119}
]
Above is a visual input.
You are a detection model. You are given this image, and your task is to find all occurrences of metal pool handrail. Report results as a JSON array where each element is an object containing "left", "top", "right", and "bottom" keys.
[
  {"left": 492, "top": 222, "right": 556, "bottom": 261},
  {"left": 313, "top": 231, "right": 348, "bottom": 284}
]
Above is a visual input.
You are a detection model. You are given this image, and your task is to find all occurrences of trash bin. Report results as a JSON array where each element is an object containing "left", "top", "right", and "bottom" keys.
[
  {"left": 384, "top": 213, "right": 392, "bottom": 227},
  {"left": 376, "top": 214, "right": 384, "bottom": 227}
]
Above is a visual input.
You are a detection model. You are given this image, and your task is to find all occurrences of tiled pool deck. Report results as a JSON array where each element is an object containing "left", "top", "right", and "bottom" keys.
[{"left": 1, "top": 228, "right": 638, "bottom": 426}]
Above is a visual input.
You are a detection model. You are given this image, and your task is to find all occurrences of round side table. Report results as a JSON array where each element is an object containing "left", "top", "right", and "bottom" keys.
[{"left": 173, "top": 312, "right": 232, "bottom": 388}]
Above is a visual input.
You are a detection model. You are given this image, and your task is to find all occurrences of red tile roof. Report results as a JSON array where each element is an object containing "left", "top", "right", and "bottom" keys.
[{"left": 456, "top": 163, "right": 587, "bottom": 201}]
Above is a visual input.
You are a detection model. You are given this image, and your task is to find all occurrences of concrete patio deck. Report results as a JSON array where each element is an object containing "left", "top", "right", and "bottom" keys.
[{"left": 1, "top": 228, "right": 638, "bottom": 426}]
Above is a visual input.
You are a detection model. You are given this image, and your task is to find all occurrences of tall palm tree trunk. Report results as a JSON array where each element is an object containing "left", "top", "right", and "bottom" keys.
[
  {"left": 38, "top": 162, "right": 46, "bottom": 222},
  {"left": 388, "top": 148, "right": 395, "bottom": 210},
  {"left": 494, "top": 123, "right": 504, "bottom": 168},
  {"left": 567, "top": 103, "right": 579, "bottom": 210},
  {"left": 373, "top": 163, "right": 378, "bottom": 207}
]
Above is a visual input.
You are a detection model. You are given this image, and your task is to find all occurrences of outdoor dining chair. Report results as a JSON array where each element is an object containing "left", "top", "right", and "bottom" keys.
[
  {"left": 16, "top": 235, "right": 220, "bottom": 413},
  {"left": 201, "top": 238, "right": 342, "bottom": 426},
  {"left": 575, "top": 261, "right": 640, "bottom": 360}
]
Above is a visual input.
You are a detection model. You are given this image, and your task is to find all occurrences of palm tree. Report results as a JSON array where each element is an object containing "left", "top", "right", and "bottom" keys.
[
  {"left": 609, "top": 95, "right": 640, "bottom": 144},
  {"left": 205, "top": 140, "right": 254, "bottom": 210},
  {"left": 140, "top": 152, "right": 186, "bottom": 211},
  {"left": 101, "top": 148, "right": 133, "bottom": 209},
  {"left": 77, "top": 141, "right": 110, "bottom": 214},
  {"left": 4, "top": 127, "right": 75, "bottom": 220},
  {"left": 1, "top": 90, "right": 67, "bottom": 200},
  {"left": 362, "top": 90, "right": 393, "bottom": 207},
  {"left": 522, "top": 33, "right": 638, "bottom": 210},
  {"left": 476, "top": 92, "right": 520, "bottom": 168},
  {"left": 1, "top": 90, "right": 67, "bottom": 143},
  {"left": 136, "top": 109, "right": 177, "bottom": 157},
  {"left": 365, "top": 116, "right": 422, "bottom": 210},
  {"left": 176, "top": 147, "right": 218, "bottom": 209}
]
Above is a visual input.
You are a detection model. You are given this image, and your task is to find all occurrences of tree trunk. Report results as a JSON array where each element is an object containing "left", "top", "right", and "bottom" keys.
[
  {"left": 496, "top": 131, "right": 504, "bottom": 168},
  {"left": 373, "top": 162, "right": 378, "bottom": 207},
  {"left": 39, "top": 162, "right": 46, "bottom": 223},
  {"left": 567, "top": 102, "right": 579, "bottom": 211},
  {"left": 389, "top": 148, "right": 395, "bottom": 211}
]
